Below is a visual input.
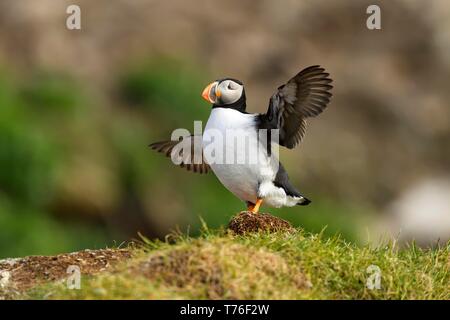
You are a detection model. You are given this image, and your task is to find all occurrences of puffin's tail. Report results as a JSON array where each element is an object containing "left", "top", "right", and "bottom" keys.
[
  {"left": 297, "top": 196, "right": 311, "bottom": 206},
  {"left": 275, "top": 163, "right": 312, "bottom": 206}
]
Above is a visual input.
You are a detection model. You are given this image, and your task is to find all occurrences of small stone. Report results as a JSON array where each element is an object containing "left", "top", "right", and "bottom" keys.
[{"left": 0, "top": 270, "right": 11, "bottom": 288}]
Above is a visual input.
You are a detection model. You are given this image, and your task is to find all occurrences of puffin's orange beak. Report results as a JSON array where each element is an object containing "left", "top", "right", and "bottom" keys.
[{"left": 201, "top": 81, "right": 218, "bottom": 103}]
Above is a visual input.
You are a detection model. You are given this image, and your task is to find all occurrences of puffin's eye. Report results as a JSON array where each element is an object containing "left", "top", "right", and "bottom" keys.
[{"left": 228, "top": 82, "right": 238, "bottom": 90}]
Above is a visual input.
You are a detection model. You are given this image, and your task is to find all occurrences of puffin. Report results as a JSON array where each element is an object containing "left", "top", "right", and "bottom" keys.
[{"left": 150, "top": 65, "right": 333, "bottom": 213}]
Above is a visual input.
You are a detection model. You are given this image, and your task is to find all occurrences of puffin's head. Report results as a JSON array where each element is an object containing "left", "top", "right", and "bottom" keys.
[{"left": 201, "top": 78, "right": 246, "bottom": 111}]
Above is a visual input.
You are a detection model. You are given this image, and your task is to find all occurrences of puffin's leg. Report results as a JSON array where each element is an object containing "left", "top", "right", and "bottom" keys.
[
  {"left": 250, "top": 198, "right": 263, "bottom": 214},
  {"left": 246, "top": 201, "right": 255, "bottom": 211}
]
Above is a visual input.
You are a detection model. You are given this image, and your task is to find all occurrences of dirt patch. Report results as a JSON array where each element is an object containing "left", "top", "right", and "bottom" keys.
[
  {"left": 228, "top": 211, "right": 295, "bottom": 235},
  {"left": 137, "top": 246, "right": 224, "bottom": 298},
  {"left": 135, "top": 241, "right": 310, "bottom": 299},
  {"left": 0, "top": 248, "right": 131, "bottom": 296}
]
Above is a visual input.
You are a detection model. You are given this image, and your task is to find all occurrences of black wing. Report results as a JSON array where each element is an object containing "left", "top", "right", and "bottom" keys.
[
  {"left": 149, "top": 135, "right": 210, "bottom": 174},
  {"left": 261, "top": 65, "right": 333, "bottom": 149}
]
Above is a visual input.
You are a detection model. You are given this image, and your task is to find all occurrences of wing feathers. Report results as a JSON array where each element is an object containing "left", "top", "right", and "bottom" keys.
[
  {"left": 149, "top": 136, "right": 210, "bottom": 174},
  {"left": 264, "top": 65, "right": 333, "bottom": 148}
]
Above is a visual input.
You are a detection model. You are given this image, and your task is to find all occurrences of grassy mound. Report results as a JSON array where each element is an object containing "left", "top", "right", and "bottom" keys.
[{"left": 2, "top": 227, "right": 449, "bottom": 300}]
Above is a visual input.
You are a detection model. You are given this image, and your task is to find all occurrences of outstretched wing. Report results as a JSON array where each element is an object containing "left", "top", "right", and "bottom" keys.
[
  {"left": 149, "top": 135, "right": 210, "bottom": 174},
  {"left": 262, "top": 65, "right": 333, "bottom": 149}
]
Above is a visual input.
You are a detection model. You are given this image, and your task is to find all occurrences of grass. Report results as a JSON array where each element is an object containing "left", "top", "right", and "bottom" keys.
[{"left": 24, "top": 227, "right": 449, "bottom": 300}]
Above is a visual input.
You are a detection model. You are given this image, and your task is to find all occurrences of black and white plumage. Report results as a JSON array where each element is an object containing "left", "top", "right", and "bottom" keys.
[{"left": 150, "top": 65, "right": 333, "bottom": 213}]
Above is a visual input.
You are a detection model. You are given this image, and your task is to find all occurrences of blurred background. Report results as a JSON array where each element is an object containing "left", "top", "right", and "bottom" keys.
[{"left": 0, "top": 0, "right": 449, "bottom": 258}]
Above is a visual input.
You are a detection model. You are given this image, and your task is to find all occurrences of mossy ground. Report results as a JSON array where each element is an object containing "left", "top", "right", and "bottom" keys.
[{"left": 9, "top": 226, "right": 448, "bottom": 300}]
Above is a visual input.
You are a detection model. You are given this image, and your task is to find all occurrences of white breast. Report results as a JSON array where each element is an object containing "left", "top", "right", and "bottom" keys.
[
  {"left": 204, "top": 108, "right": 255, "bottom": 132},
  {"left": 202, "top": 108, "right": 278, "bottom": 204}
]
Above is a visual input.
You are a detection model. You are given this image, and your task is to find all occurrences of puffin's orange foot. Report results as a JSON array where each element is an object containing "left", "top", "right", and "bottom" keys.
[{"left": 247, "top": 198, "right": 263, "bottom": 214}]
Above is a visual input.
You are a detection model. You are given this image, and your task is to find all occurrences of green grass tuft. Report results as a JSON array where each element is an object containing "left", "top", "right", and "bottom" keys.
[{"left": 24, "top": 228, "right": 449, "bottom": 300}]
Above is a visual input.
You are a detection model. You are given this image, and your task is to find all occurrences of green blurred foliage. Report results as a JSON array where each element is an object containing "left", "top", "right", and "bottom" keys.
[
  {"left": 0, "top": 73, "right": 56, "bottom": 206},
  {"left": 0, "top": 122, "right": 56, "bottom": 206},
  {"left": 120, "top": 57, "right": 210, "bottom": 126},
  {"left": 21, "top": 71, "right": 82, "bottom": 113},
  {"left": 0, "top": 68, "right": 112, "bottom": 258},
  {"left": 0, "top": 197, "right": 109, "bottom": 258}
]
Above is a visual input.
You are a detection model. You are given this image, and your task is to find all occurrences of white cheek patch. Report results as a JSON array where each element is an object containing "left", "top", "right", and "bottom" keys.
[{"left": 220, "top": 83, "right": 243, "bottom": 104}]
